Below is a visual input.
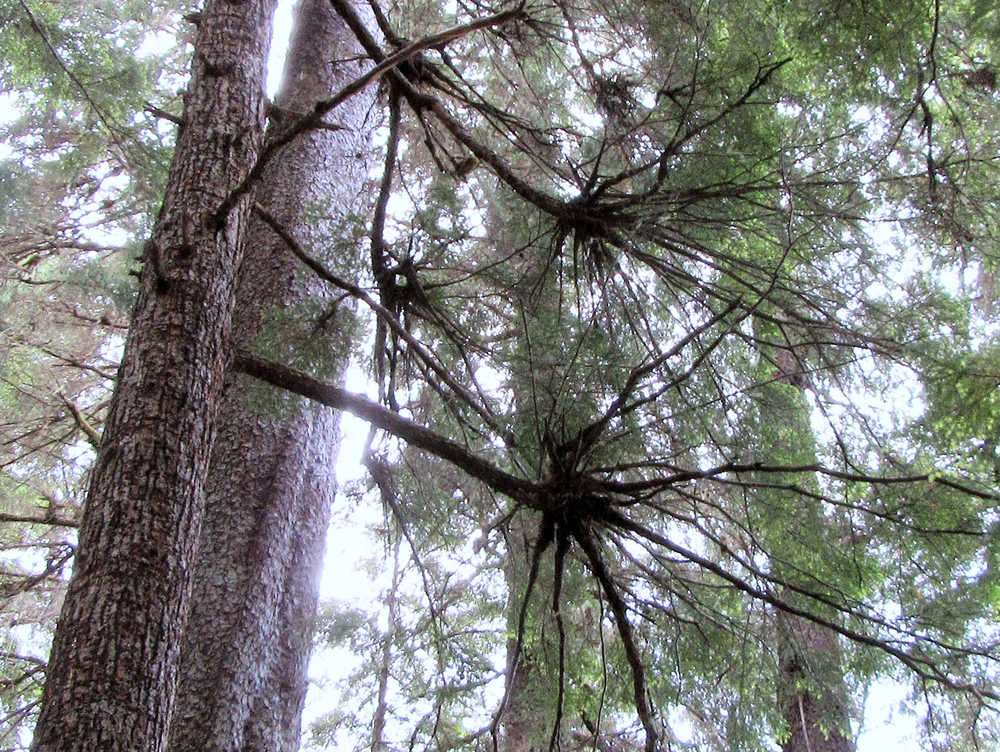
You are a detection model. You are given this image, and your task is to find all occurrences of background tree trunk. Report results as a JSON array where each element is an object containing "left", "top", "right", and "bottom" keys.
[
  {"left": 778, "top": 613, "right": 853, "bottom": 752},
  {"left": 167, "top": 2, "right": 375, "bottom": 750},
  {"left": 765, "top": 344, "right": 855, "bottom": 752},
  {"left": 500, "top": 516, "right": 554, "bottom": 752},
  {"left": 498, "top": 226, "right": 572, "bottom": 752},
  {"left": 29, "top": 3, "right": 276, "bottom": 750}
]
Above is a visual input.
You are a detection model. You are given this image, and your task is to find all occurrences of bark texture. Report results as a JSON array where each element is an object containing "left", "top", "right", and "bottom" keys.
[
  {"left": 167, "top": 2, "right": 374, "bottom": 751},
  {"left": 30, "top": 3, "right": 275, "bottom": 750},
  {"left": 778, "top": 613, "right": 854, "bottom": 752}
]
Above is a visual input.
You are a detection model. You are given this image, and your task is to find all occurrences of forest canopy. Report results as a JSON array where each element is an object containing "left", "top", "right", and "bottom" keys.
[{"left": 1, "top": 0, "right": 999, "bottom": 750}]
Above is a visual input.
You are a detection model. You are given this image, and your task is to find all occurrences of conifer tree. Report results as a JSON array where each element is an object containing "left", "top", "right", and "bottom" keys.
[
  {"left": 3, "top": 0, "right": 1000, "bottom": 750},
  {"left": 168, "top": 2, "right": 375, "bottom": 750}
]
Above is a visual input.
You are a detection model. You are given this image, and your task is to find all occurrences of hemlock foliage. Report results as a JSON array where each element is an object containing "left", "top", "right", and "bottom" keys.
[{"left": 2, "top": 0, "right": 1000, "bottom": 749}]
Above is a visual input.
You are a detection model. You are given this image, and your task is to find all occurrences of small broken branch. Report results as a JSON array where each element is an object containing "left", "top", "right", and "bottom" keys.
[
  {"left": 144, "top": 103, "right": 184, "bottom": 127},
  {"left": 58, "top": 393, "right": 101, "bottom": 449}
]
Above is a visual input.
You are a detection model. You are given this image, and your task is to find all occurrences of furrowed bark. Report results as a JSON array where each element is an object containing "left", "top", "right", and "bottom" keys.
[
  {"left": 167, "top": 2, "right": 375, "bottom": 750},
  {"left": 30, "top": 2, "right": 276, "bottom": 750}
]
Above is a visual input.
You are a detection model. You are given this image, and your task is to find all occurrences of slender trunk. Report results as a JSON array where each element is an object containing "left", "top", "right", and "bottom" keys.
[
  {"left": 370, "top": 536, "right": 402, "bottom": 752},
  {"left": 166, "top": 2, "right": 374, "bottom": 750},
  {"left": 29, "top": 4, "right": 275, "bottom": 750},
  {"left": 499, "top": 235, "right": 566, "bottom": 752},
  {"left": 500, "top": 516, "right": 552, "bottom": 752}
]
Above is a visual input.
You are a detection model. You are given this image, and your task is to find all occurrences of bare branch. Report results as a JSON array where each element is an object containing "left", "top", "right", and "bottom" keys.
[{"left": 232, "top": 351, "right": 536, "bottom": 504}]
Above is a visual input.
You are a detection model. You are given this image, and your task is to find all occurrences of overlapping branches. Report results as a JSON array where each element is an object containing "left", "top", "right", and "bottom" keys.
[{"left": 237, "top": 3, "right": 1000, "bottom": 744}]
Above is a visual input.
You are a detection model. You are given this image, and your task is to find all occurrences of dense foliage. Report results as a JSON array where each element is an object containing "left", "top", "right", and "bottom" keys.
[{"left": 2, "top": 0, "right": 999, "bottom": 749}]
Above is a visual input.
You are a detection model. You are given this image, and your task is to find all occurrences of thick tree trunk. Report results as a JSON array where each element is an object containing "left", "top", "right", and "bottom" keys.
[
  {"left": 29, "top": 3, "right": 275, "bottom": 751},
  {"left": 167, "top": 2, "right": 374, "bottom": 750}
]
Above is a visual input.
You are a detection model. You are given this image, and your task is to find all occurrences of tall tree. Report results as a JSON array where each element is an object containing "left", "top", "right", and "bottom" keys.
[
  {"left": 167, "top": 1, "right": 375, "bottom": 749},
  {"left": 284, "top": 0, "right": 1000, "bottom": 747},
  {"left": 0, "top": 1, "right": 190, "bottom": 742},
  {"left": 6, "top": 0, "right": 1000, "bottom": 749},
  {"left": 28, "top": 1, "right": 277, "bottom": 749},
  {"left": 752, "top": 327, "right": 854, "bottom": 752}
]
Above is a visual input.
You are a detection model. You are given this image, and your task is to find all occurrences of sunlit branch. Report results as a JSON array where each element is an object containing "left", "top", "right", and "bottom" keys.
[
  {"left": 233, "top": 351, "right": 535, "bottom": 503},
  {"left": 57, "top": 394, "right": 101, "bottom": 450}
]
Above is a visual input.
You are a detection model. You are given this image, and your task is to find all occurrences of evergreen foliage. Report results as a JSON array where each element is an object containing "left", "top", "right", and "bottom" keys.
[{"left": 2, "top": 0, "right": 999, "bottom": 749}]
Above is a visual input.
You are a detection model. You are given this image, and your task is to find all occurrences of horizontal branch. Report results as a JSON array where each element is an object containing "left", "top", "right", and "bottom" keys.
[
  {"left": 232, "top": 351, "right": 537, "bottom": 504},
  {"left": 600, "top": 459, "right": 998, "bottom": 502},
  {"left": 0, "top": 512, "right": 78, "bottom": 528}
]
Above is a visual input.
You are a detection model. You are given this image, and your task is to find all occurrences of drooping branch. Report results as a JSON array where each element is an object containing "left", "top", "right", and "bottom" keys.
[
  {"left": 489, "top": 512, "right": 555, "bottom": 751},
  {"left": 233, "top": 349, "right": 1000, "bottom": 710},
  {"left": 252, "top": 203, "right": 507, "bottom": 436},
  {"left": 571, "top": 522, "right": 658, "bottom": 752},
  {"left": 15, "top": 0, "right": 132, "bottom": 159},
  {"left": 370, "top": 88, "right": 402, "bottom": 398},
  {"left": 597, "top": 505, "right": 1000, "bottom": 701}
]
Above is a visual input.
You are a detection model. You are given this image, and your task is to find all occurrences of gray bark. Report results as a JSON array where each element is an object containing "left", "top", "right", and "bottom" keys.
[
  {"left": 30, "top": 2, "right": 277, "bottom": 750},
  {"left": 167, "top": 2, "right": 375, "bottom": 751}
]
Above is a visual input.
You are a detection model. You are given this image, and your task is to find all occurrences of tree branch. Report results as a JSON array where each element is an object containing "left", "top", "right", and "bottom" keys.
[
  {"left": 214, "top": 1, "right": 526, "bottom": 223},
  {"left": 232, "top": 351, "right": 536, "bottom": 504}
]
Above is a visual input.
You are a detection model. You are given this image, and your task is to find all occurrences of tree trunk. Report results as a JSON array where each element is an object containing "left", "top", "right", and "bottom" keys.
[
  {"left": 778, "top": 612, "right": 853, "bottom": 752},
  {"left": 500, "top": 517, "right": 553, "bottom": 752},
  {"left": 498, "top": 235, "right": 565, "bottom": 752},
  {"left": 29, "top": 3, "right": 276, "bottom": 751},
  {"left": 167, "top": 2, "right": 374, "bottom": 750},
  {"left": 766, "top": 348, "right": 855, "bottom": 752}
]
